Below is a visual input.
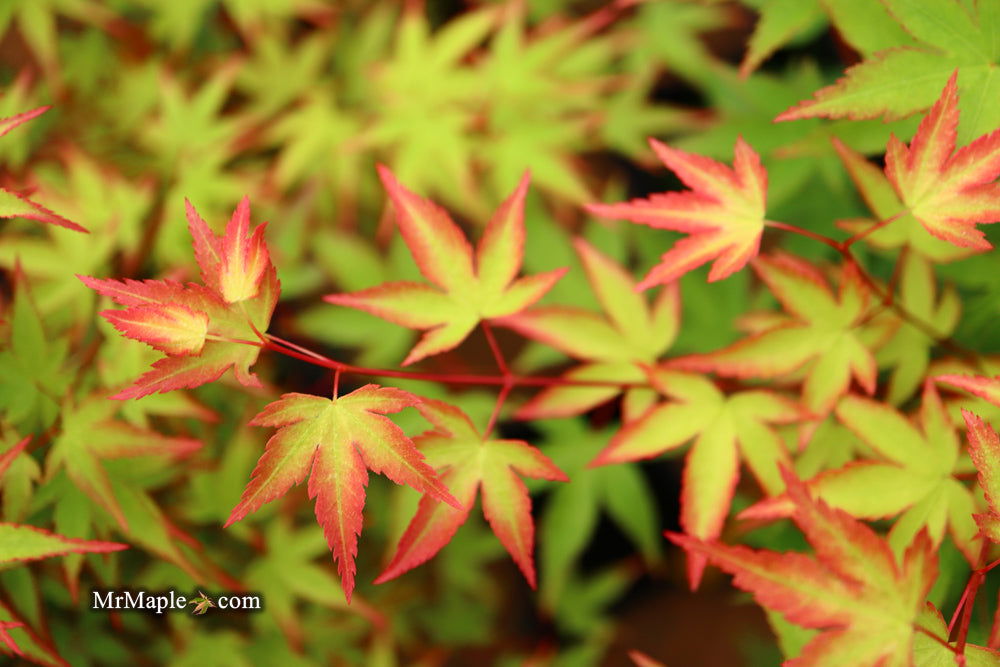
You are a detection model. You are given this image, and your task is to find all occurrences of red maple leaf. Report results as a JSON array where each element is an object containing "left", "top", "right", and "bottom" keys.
[
  {"left": 80, "top": 197, "right": 279, "bottom": 399},
  {"left": 587, "top": 137, "right": 768, "bottom": 288},
  {"left": 884, "top": 71, "right": 1000, "bottom": 250},
  {"left": 226, "top": 385, "right": 460, "bottom": 602}
]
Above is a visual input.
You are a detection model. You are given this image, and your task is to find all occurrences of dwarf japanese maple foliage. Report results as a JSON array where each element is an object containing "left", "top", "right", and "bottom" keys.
[{"left": 10, "top": 2, "right": 1000, "bottom": 665}]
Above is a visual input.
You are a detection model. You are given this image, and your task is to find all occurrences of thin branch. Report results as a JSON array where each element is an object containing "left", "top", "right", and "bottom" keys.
[
  {"left": 262, "top": 334, "right": 650, "bottom": 390},
  {"left": 481, "top": 321, "right": 510, "bottom": 377}
]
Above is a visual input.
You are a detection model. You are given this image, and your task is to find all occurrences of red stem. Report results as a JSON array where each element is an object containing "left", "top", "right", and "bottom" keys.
[
  {"left": 262, "top": 334, "right": 649, "bottom": 390},
  {"left": 765, "top": 220, "right": 979, "bottom": 364}
]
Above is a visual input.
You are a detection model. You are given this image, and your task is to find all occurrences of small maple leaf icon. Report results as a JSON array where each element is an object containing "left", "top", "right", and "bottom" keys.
[{"left": 189, "top": 591, "right": 216, "bottom": 615}]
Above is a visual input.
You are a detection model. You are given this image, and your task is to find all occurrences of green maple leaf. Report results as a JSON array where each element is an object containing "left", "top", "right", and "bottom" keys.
[
  {"left": 237, "top": 31, "right": 329, "bottom": 117},
  {"left": 0, "top": 434, "right": 38, "bottom": 522},
  {"left": 738, "top": 0, "right": 826, "bottom": 77},
  {"left": 0, "top": 272, "right": 70, "bottom": 431},
  {"left": 477, "top": 3, "right": 620, "bottom": 203},
  {"left": 678, "top": 253, "right": 879, "bottom": 415},
  {"left": 326, "top": 167, "right": 566, "bottom": 366},
  {"left": 593, "top": 367, "right": 799, "bottom": 588},
  {"left": 45, "top": 394, "right": 201, "bottom": 532},
  {"left": 871, "top": 254, "right": 960, "bottom": 405},
  {"left": 744, "top": 385, "right": 981, "bottom": 564},
  {"left": 779, "top": 0, "right": 1000, "bottom": 144},
  {"left": 245, "top": 521, "right": 355, "bottom": 643},
  {"left": 534, "top": 418, "right": 659, "bottom": 608},
  {"left": 267, "top": 89, "right": 362, "bottom": 196},
  {"left": 364, "top": 6, "right": 495, "bottom": 212},
  {"left": 498, "top": 238, "right": 678, "bottom": 421}
]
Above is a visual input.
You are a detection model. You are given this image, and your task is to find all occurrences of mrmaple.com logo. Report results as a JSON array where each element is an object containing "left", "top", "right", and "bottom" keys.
[{"left": 91, "top": 589, "right": 262, "bottom": 615}]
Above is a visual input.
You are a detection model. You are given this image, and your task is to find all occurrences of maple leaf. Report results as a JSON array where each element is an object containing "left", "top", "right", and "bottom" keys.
[
  {"left": 188, "top": 591, "right": 215, "bottom": 615},
  {"left": 592, "top": 367, "right": 799, "bottom": 588},
  {"left": 586, "top": 136, "right": 768, "bottom": 288},
  {"left": 497, "top": 238, "right": 678, "bottom": 421},
  {"left": 535, "top": 417, "right": 660, "bottom": 608},
  {"left": 45, "top": 394, "right": 202, "bottom": 532},
  {"left": 676, "top": 253, "right": 877, "bottom": 415},
  {"left": 669, "top": 470, "right": 938, "bottom": 666},
  {"left": 325, "top": 167, "right": 566, "bottom": 366},
  {"left": 962, "top": 410, "right": 1000, "bottom": 544},
  {"left": 880, "top": 73, "right": 1000, "bottom": 251},
  {"left": 744, "top": 385, "right": 980, "bottom": 564},
  {"left": 376, "top": 399, "right": 567, "bottom": 588},
  {"left": 739, "top": 0, "right": 825, "bottom": 78},
  {"left": 0, "top": 105, "right": 85, "bottom": 233},
  {"left": 226, "top": 385, "right": 460, "bottom": 602},
  {"left": 245, "top": 520, "right": 362, "bottom": 646},
  {"left": 935, "top": 373, "right": 1000, "bottom": 409},
  {"left": 832, "top": 137, "right": 973, "bottom": 263},
  {"left": 80, "top": 197, "right": 280, "bottom": 399},
  {"left": 0, "top": 523, "right": 126, "bottom": 564},
  {"left": 777, "top": 1, "right": 1000, "bottom": 144},
  {"left": 870, "top": 254, "right": 960, "bottom": 405}
]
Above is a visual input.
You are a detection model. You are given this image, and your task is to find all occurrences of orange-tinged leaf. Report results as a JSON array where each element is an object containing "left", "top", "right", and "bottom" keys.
[
  {"left": 676, "top": 255, "right": 876, "bottom": 415},
  {"left": 593, "top": 369, "right": 798, "bottom": 587},
  {"left": 587, "top": 136, "right": 767, "bottom": 287},
  {"left": 884, "top": 72, "right": 1000, "bottom": 250},
  {"left": 669, "top": 471, "right": 936, "bottom": 666},
  {"left": 101, "top": 303, "right": 209, "bottom": 356},
  {"left": 376, "top": 400, "right": 567, "bottom": 588},
  {"left": 326, "top": 168, "right": 566, "bottom": 365},
  {"left": 227, "top": 385, "right": 460, "bottom": 602},
  {"left": 499, "top": 240, "right": 679, "bottom": 420},
  {"left": 935, "top": 373, "right": 1000, "bottom": 407},
  {"left": 744, "top": 387, "right": 979, "bottom": 562},
  {"left": 185, "top": 196, "right": 272, "bottom": 303},
  {"left": 963, "top": 410, "right": 1000, "bottom": 544},
  {"left": 832, "top": 137, "right": 971, "bottom": 262},
  {"left": 81, "top": 198, "right": 280, "bottom": 399}
]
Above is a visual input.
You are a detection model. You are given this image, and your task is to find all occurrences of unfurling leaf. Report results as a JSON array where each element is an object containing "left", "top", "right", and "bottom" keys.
[
  {"left": 80, "top": 197, "right": 279, "bottom": 399},
  {"left": 226, "top": 385, "right": 460, "bottom": 602},
  {"left": 325, "top": 167, "right": 566, "bottom": 366},
  {"left": 587, "top": 136, "right": 768, "bottom": 287},
  {"left": 376, "top": 400, "right": 567, "bottom": 588}
]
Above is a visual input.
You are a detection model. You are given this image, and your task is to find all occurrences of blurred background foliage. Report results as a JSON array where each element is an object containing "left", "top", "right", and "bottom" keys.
[{"left": 0, "top": 0, "right": 997, "bottom": 665}]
